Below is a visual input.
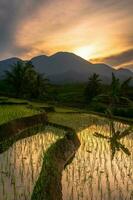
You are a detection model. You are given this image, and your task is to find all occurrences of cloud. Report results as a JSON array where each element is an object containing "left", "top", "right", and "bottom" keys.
[
  {"left": 0, "top": 0, "right": 133, "bottom": 67},
  {"left": 0, "top": 0, "right": 85, "bottom": 58},
  {"left": 117, "top": 63, "right": 133, "bottom": 72},
  {"left": 0, "top": 0, "right": 50, "bottom": 56},
  {"left": 91, "top": 49, "right": 133, "bottom": 68}
]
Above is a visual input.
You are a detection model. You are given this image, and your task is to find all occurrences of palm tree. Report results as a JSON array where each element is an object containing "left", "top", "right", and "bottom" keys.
[
  {"left": 109, "top": 73, "right": 121, "bottom": 106},
  {"left": 109, "top": 73, "right": 133, "bottom": 107},
  {"left": 22, "top": 61, "right": 38, "bottom": 97},
  {"left": 32, "top": 73, "right": 49, "bottom": 98},
  {"left": 120, "top": 77, "right": 132, "bottom": 97},
  {"left": 85, "top": 73, "right": 101, "bottom": 102},
  {"left": 5, "top": 61, "right": 25, "bottom": 97},
  {"left": 94, "top": 73, "right": 132, "bottom": 108},
  {"left": 4, "top": 61, "right": 49, "bottom": 98}
]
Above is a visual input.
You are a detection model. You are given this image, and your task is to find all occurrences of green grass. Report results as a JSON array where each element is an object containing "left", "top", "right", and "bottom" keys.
[
  {"left": 54, "top": 106, "right": 80, "bottom": 112},
  {"left": 29, "top": 101, "right": 80, "bottom": 112},
  {"left": 29, "top": 101, "right": 49, "bottom": 107},
  {"left": 0, "top": 105, "right": 39, "bottom": 125},
  {"left": 48, "top": 112, "right": 106, "bottom": 131},
  {"left": 0, "top": 97, "right": 28, "bottom": 103},
  {"left": 54, "top": 83, "right": 86, "bottom": 105},
  {"left": 0, "top": 96, "right": 132, "bottom": 128}
]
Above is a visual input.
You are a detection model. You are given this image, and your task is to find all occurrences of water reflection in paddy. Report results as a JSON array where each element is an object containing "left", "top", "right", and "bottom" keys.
[
  {"left": 0, "top": 126, "right": 64, "bottom": 200},
  {"left": 62, "top": 121, "right": 133, "bottom": 200}
]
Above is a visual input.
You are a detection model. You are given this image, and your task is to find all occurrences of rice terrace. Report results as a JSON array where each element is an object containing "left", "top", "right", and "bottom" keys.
[
  {"left": 0, "top": 96, "right": 132, "bottom": 200},
  {"left": 0, "top": 0, "right": 133, "bottom": 199}
]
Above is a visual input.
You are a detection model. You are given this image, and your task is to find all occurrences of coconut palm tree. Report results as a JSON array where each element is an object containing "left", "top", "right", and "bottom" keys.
[
  {"left": 109, "top": 73, "right": 120, "bottom": 106},
  {"left": 5, "top": 61, "right": 49, "bottom": 98},
  {"left": 94, "top": 73, "right": 132, "bottom": 108},
  {"left": 85, "top": 73, "right": 102, "bottom": 102},
  {"left": 32, "top": 73, "right": 49, "bottom": 98},
  {"left": 5, "top": 61, "right": 25, "bottom": 97},
  {"left": 120, "top": 77, "right": 132, "bottom": 97}
]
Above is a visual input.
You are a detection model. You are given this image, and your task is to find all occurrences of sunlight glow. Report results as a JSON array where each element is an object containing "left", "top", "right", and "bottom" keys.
[{"left": 74, "top": 46, "right": 95, "bottom": 60}]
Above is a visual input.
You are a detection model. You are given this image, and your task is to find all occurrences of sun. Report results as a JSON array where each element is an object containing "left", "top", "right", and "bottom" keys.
[{"left": 74, "top": 46, "right": 94, "bottom": 60}]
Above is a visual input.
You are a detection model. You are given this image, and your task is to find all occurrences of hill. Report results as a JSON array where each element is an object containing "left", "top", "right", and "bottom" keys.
[
  {"left": 0, "top": 57, "right": 21, "bottom": 77},
  {"left": 0, "top": 52, "right": 133, "bottom": 84}
]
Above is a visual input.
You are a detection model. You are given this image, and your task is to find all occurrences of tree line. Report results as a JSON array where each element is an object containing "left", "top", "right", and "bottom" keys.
[
  {"left": 85, "top": 72, "right": 133, "bottom": 107},
  {"left": 0, "top": 61, "right": 133, "bottom": 113}
]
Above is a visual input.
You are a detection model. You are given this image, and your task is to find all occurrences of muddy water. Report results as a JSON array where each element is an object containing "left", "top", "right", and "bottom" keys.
[
  {"left": 0, "top": 126, "right": 64, "bottom": 200},
  {"left": 62, "top": 121, "right": 133, "bottom": 200}
]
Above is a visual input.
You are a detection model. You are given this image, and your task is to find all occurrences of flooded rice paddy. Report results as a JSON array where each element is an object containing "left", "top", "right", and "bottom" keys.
[
  {"left": 62, "top": 120, "right": 133, "bottom": 200},
  {"left": 0, "top": 126, "right": 64, "bottom": 200},
  {"left": 0, "top": 113, "right": 133, "bottom": 200}
]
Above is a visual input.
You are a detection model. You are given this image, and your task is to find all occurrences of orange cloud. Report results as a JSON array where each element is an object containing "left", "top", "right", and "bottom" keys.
[{"left": 0, "top": 0, "right": 133, "bottom": 71}]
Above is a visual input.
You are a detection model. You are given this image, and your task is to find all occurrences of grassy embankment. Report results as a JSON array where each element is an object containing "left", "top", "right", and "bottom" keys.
[
  {"left": 50, "top": 83, "right": 133, "bottom": 119},
  {"left": 0, "top": 96, "right": 133, "bottom": 126}
]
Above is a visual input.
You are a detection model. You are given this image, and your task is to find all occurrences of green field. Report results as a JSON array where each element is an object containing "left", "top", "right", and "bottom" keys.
[{"left": 0, "top": 105, "right": 39, "bottom": 125}]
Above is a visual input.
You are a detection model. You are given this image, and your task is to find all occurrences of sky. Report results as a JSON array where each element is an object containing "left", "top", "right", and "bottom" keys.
[{"left": 0, "top": 0, "right": 133, "bottom": 70}]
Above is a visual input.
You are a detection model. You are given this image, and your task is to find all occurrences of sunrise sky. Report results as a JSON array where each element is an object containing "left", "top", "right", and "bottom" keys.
[{"left": 0, "top": 0, "right": 133, "bottom": 70}]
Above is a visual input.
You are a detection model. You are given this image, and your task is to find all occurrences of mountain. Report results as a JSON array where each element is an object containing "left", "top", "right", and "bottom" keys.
[
  {"left": 31, "top": 52, "right": 116, "bottom": 83},
  {"left": 31, "top": 52, "right": 93, "bottom": 76},
  {"left": 0, "top": 52, "right": 133, "bottom": 84},
  {"left": 115, "top": 68, "right": 133, "bottom": 80},
  {"left": 31, "top": 55, "right": 49, "bottom": 73},
  {"left": 31, "top": 52, "right": 133, "bottom": 83},
  {"left": 0, "top": 57, "right": 21, "bottom": 77}
]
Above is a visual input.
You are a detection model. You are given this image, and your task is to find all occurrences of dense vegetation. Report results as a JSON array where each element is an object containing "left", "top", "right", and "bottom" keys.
[
  {"left": 0, "top": 61, "right": 49, "bottom": 99},
  {"left": 0, "top": 61, "right": 133, "bottom": 118}
]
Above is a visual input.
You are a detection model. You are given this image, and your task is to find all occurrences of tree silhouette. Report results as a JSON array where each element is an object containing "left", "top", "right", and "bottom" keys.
[
  {"left": 22, "top": 61, "right": 38, "bottom": 98},
  {"left": 120, "top": 77, "right": 132, "bottom": 97},
  {"left": 94, "top": 73, "right": 132, "bottom": 108},
  {"left": 109, "top": 73, "right": 133, "bottom": 108},
  {"left": 5, "top": 61, "right": 25, "bottom": 97},
  {"left": 85, "top": 73, "right": 101, "bottom": 102},
  {"left": 32, "top": 73, "right": 49, "bottom": 98},
  {"left": 109, "top": 73, "right": 120, "bottom": 105},
  {"left": 4, "top": 61, "right": 49, "bottom": 99}
]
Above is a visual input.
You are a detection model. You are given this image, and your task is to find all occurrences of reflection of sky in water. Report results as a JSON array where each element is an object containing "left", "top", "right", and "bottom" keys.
[
  {"left": 62, "top": 122, "right": 133, "bottom": 200},
  {"left": 0, "top": 126, "right": 64, "bottom": 200}
]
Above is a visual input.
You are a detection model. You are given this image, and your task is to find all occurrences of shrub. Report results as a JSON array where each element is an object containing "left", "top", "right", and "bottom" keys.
[
  {"left": 113, "top": 107, "right": 133, "bottom": 118},
  {"left": 89, "top": 103, "right": 107, "bottom": 113},
  {"left": 40, "top": 106, "right": 55, "bottom": 112}
]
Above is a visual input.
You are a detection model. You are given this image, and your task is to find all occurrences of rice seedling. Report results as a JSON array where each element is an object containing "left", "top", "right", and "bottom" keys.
[
  {"left": 62, "top": 118, "right": 133, "bottom": 200},
  {"left": 0, "top": 104, "right": 133, "bottom": 200},
  {"left": 0, "top": 125, "right": 64, "bottom": 200}
]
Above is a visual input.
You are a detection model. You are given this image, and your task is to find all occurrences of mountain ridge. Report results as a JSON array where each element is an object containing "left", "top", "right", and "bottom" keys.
[{"left": 0, "top": 52, "right": 133, "bottom": 84}]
